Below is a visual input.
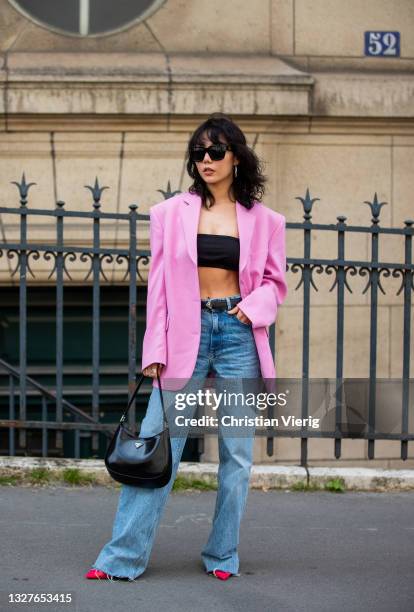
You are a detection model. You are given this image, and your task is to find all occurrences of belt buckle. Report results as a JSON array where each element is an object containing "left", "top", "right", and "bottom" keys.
[{"left": 206, "top": 298, "right": 213, "bottom": 310}]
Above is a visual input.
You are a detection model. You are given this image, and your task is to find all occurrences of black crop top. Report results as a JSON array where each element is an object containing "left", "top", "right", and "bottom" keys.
[{"left": 197, "top": 233, "right": 240, "bottom": 272}]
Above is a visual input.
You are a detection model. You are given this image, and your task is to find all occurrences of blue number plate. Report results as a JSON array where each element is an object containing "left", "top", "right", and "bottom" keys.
[{"left": 364, "top": 31, "right": 400, "bottom": 57}]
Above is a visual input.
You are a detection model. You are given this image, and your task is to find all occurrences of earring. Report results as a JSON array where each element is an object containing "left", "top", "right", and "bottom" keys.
[{"left": 234, "top": 165, "right": 238, "bottom": 178}]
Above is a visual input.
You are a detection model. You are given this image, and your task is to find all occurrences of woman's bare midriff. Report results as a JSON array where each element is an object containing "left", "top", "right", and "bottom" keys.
[{"left": 198, "top": 267, "right": 240, "bottom": 299}]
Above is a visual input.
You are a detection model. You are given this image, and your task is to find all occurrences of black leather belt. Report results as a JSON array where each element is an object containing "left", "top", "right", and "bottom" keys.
[{"left": 201, "top": 295, "right": 242, "bottom": 312}]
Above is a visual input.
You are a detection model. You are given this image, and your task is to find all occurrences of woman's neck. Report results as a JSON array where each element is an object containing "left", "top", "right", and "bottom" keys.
[{"left": 206, "top": 181, "right": 235, "bottom": 207}]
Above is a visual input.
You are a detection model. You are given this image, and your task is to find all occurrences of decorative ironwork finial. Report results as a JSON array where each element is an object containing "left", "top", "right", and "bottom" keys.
[
  {"left": 10, "top": 172, "right": 37, "bottom": 207},
  {"left": 295, "top": 188, "right": 320, "bottom": 221},
  {"left": 363, "top": 192, "right": 387, "bottom": 225},
  {"left": 157, "top": 181, "right": 181, "bottom": 200},
  {"left": 84, "top": 176, "right": 109, "bottom": 209}
]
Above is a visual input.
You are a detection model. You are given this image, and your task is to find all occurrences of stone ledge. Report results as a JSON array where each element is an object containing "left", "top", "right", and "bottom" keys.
[
  {"left": 0, "top": 53, "right": 413, "bottom": 117},
  {"left": 0, "top": 52, "right": 313, "bottom": 116},
  {"left": 3, "top": 52, "right": 313, "bottom": 84}
]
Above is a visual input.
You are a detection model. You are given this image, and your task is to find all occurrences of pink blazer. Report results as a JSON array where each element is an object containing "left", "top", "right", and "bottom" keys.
[{"left": 141, "top": 191, "right": 288, "bottom": 390}]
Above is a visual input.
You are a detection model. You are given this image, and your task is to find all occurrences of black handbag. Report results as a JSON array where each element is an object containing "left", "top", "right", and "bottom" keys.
[{"left": 104, "top": 371, "right": 172, "bottom": 488}]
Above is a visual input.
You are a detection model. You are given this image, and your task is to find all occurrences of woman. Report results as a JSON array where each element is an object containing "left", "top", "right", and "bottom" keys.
[{"left": 85, "top": 113, "right": 287, "bottom": 582}]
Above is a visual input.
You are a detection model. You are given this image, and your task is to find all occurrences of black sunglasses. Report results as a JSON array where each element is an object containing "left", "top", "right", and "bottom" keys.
[{"left": 190, "top": 143, "right": 232, "bottom": 162}]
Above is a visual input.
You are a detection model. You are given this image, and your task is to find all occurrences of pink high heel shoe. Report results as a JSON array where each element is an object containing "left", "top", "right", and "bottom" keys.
[
  {"left": 85, "top": 568, "right": 130, "bottom": 581},
  {"left": 85, "top": 569, "right": 111, "bottom": 580},
  {"left": 208, "top": 569, "right": 233, "bottom": 581}
]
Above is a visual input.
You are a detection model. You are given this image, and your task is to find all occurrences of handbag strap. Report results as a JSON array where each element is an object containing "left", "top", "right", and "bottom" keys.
[{"left": 119, "top": 370, "right": 168, "bottom": 427}]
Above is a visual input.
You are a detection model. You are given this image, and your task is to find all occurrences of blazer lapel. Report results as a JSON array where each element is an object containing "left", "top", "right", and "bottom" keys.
[
  {"left": 180, "top": 193, "right": 256, "bottom": 275},
  {"left": 236, "top": 200, "right": 256, "bottom": 275},
  {"left": 181, "top": 193, "right": 201, "bottom": 266}
]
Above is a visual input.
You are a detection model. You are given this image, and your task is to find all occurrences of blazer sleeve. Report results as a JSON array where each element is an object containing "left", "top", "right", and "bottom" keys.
[
  {"left": 141, "top": 207, "right": 168, "bottom": 370},
  {"left": 237, "top": 215, "right": 288, "bottom": 329}
]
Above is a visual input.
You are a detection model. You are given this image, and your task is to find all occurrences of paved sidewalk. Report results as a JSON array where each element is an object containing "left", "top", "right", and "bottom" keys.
[
  {"left": 1, "top": 456, "right": 414, "bottom": 491},
  {"left": 1, "top": 486, "right": 413, "bottom": 612}
]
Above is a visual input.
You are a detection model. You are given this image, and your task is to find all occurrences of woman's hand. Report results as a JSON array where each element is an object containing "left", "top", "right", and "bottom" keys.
[
  {"left": 226, "top": 305, "right": 252, "bottom": 325},
  {"left": 142, "top": 363, "right": 164, "bottom": 378}
]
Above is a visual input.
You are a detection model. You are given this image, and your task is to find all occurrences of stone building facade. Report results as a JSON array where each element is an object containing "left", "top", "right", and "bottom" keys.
[{"left": 0, "top": 0, "right": 413, "bottom": 466}]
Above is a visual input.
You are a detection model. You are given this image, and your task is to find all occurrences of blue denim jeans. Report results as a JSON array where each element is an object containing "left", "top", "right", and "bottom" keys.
[{"left": 92, "top": 294, "right": 261, "bottom": 580}]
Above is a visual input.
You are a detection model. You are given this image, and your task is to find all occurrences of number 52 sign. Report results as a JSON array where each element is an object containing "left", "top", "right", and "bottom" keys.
[{"left": 365, "top": 32, "right": 400, "bottom": 57}]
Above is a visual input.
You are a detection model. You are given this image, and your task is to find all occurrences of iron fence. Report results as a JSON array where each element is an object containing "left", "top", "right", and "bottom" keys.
[{"left": 0, "top": 176, "right": 413, "bottom": 464}]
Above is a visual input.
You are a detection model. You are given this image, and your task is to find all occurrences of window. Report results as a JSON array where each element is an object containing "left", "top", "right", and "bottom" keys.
[{"left": 9, "top": 0, "right": 165, "bottom": 37}]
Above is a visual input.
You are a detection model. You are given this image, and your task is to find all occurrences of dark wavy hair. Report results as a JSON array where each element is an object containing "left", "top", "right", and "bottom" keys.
[{"left": 186, "top": 113, "right": 266, "bottom": 210}]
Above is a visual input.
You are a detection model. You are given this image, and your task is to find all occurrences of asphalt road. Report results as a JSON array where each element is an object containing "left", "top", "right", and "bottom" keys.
[{"left": 1, "top": 486, "right": 413, "bottom": 612}]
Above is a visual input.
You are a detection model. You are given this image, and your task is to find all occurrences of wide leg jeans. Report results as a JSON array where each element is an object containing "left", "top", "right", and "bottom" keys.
[{"left": 92, "top": 303, "right": 261, "bottom": 580}]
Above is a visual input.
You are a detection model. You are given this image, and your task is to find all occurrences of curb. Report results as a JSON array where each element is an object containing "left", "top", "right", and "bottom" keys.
[{"left": 1, "top": 457, "right": 414, "bottom": 491}]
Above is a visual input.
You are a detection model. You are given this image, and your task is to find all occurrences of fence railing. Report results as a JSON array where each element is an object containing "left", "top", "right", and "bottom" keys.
[
  {"left": 0, "top": 176, "right": 413, "bottom": 464},
  {"left": 286, "top": 189, "right": 413, "bottom": 463}
]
